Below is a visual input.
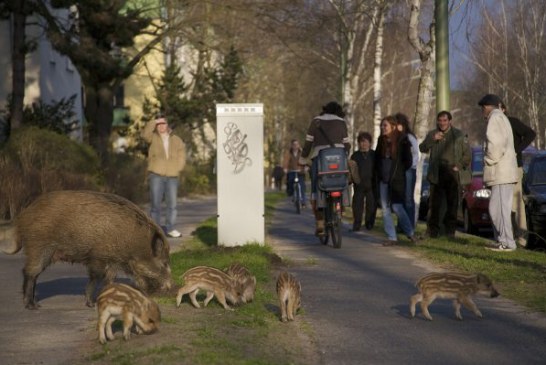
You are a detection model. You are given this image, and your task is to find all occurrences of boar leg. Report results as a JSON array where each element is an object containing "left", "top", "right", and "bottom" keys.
[
  {"left": 460, "top": 296, "right": 482, "bottom": 318},
  {"left": 214, "top": 290, "right": 232, "bottom": 310},
  {"left": 420, "top": 295, "right": 435, "bottom": 321},
  {"left": 409, "top": 293, "right": 422, "bottom": 318},
  {"left": 287, "top": 297, "right": 296, "bottom": 321},
  {"left": 105, "top": 316, "right": 116, "bottom": 341},
  {"left": 86, "top": 264, "right": 115, "bottom": 307},
  {"left": 176, "top": 284, "right": 200, "bottom": 308},
  {"left": 453, "top": 299, "right": 463, "bottom": 320},
  {"left": 280, "top": 298, "right": 288, "bottom": 322},
  {"left": 23, "top": 261, "right": 48, "bottom": 310},
  {"left": 203, "top": 291, "right": 215, "bottom": 307},
  {"left": 98, "top": 311, "right": 112, "bottom": 344},
  {"left": 122, "top": 312, "right": 135, "bottom": 341}
]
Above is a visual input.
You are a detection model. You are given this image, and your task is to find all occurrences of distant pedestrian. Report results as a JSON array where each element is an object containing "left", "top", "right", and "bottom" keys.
[
  {"left": 283, "top": 139, "right": 307, "bottom": 207},
  {"left": 375, "top": 116, "right": 417, "bottom": 246},
  {"left": 478, "top": 94, "right": 518, "bottom": 252},
  {"left": 500, "top": 103, "right": 536, "bottom": 247},
  {"left": 350, "top": 132, "right": 377, "bottom": 231},
  {"left": 395, "top": 113, "right": 419, "bottom": 229},
  {"left": 141, "top": 114, "right": 186, "bottom": 238},
  {"left": 419, "top": 111, "right": 471, "bottom": 238},
  {"left": 272, "top": 164, "right": 285, "bottom": 191}
]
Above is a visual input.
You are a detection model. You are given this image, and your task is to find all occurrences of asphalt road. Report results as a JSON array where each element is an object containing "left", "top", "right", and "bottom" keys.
[
  {"left": 1, "top": 194, "right": 545, "bottom": 365},
  {"left": 268, "top": 198, "right": 546, "bottom": 365}
]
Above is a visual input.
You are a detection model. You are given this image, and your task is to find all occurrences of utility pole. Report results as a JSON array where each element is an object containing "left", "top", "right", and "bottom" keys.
[{"left": 435, "top": 0, "right": 450, "bottom": 113}]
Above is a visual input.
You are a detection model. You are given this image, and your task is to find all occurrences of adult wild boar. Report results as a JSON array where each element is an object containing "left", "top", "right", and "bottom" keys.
[{"left": 2, "top": 190, "right": 174, "bottom": 309}]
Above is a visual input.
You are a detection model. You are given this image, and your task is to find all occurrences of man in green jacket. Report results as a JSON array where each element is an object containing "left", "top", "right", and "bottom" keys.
[
  {"left": 141, "top": 114, "right": 186, "bottom": 238},
  {"left": 419, "top": 111, "right": 471, "bottom": 238}
]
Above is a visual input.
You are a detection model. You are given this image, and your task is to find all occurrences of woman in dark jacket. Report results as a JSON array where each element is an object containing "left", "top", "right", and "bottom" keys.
[{"left": 375, "top": 116, "right": 417, "bottom": 245}]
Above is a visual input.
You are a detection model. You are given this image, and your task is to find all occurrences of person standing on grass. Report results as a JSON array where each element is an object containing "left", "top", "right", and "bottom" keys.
[
  {"left": 375, "top": 116, "right": 418, "bottom": 246},
  {"left": 395, "top": 113, "right": 419, "bottom": 229},
  {"left": 478, "top": 94, "right": 518, "bottom": 252},
  {"left": 419, "top": 111, "right": 471, "bottom": 239},
  {"left": 141, "top": 114, "right": 186, "bottom": 238},
  {"left": 500, "top": 102, "right": 536, "bottom": 247},
  {"left": 350, "top": 132, "right": 377, "bottom": 231}
]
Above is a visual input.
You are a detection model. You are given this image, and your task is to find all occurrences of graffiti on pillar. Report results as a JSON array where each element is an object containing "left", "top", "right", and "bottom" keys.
[{"left": 223, "top": 122, "right": 252, "bottom": 174}]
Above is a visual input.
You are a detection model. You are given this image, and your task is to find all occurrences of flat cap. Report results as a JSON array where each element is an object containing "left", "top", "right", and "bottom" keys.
[{"left": 478, "top": 94, "right": 502, "bottom": 107}]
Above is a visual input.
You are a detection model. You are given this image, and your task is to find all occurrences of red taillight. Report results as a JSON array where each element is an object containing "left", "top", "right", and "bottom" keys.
[
  {"left": 328, "top": 163, "right": 339, "bottom": 170},
  {"left": 331, "top": 191, "right": 341, "bottom": 197}
]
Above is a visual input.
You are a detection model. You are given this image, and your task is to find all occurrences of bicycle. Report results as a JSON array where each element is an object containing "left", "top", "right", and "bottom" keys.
[
  {"left": 318, "top": 189, "right": 344, "bottom": 248},
  {"left": 293, "top": 174, "right": 303, "bottom": 214},
  {"left": 316, "top": 147, "right": 349, "bottom": 249}
]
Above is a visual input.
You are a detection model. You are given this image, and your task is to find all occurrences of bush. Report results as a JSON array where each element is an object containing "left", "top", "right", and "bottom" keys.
[
  {"left": 180, "top": 160, "right": 216, "bottom": 196},
  {"left": 102, "top": 152, "right": 149, "bottom": 203},
  {"left": 0, "top": 126, "right": 101, "bottom": 219}
]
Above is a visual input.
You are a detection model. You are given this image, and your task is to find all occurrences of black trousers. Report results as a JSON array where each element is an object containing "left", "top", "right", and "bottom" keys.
[
  {"left": 428, "top": 165, "right": 459, "bottom": 236},
  {"left": 352, "top": 185, "right": 377, "bottom": 230}
]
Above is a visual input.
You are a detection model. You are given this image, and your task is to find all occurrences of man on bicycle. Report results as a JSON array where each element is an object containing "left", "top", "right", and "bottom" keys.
[
  {"left": 283, "top": 139, "right": 307, "bottom": 208},
  {"left": 300, "top": 101, "right": 351, "bottom": 236}
]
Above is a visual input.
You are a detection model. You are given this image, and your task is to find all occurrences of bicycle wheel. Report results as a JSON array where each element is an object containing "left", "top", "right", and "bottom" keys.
[
  {"left": 294, "top": 184, "right": 302, "bottom": 214},
  {"left": 330, "top": 198, "right": 342, "bottom": 248},
  {"left": 318, "top": 198, "right": 329, "bottom": 245}
]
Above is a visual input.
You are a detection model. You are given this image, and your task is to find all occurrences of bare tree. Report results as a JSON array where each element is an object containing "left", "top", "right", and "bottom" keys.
[
  {"left": 463, "top": 0, "right": 546, "bottom": 148},
  {"left": 407, "top": 0, "right": 436, "bottom": 213},
  {"left": 372, "top": 1, "right": 389, "bottom": 143}
]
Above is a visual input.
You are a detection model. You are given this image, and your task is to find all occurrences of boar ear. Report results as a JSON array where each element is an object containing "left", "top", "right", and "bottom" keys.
[{"left": 152, "top": 233, "right": 169, "bottom": 257}]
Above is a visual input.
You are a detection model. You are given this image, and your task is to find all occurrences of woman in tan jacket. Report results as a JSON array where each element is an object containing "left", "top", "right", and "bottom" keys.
[{"left": 141, "top": 115, "right": 186, "bottom": 238}]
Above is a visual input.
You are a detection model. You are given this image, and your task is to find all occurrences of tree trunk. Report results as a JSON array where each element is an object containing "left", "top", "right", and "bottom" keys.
[
  {"left": 408, "top": 0, "right": 436, "bottom": 218},
  {"left": 10, "top": 0, "right": 27, "bottom": 132},
  {"left": 85, "top": 84, "right": 114, "bottom": 162},
  {"left": 372, "top": 4, "right": 387, "bottom": 145}
]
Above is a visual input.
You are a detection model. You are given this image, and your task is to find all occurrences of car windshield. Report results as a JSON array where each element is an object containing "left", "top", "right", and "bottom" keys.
[
  {"left": 530, "top": 158, "right": 546, "bottom": 185},
  {"left": 472, "top": 151, "right": 484, "bottom": 175}
]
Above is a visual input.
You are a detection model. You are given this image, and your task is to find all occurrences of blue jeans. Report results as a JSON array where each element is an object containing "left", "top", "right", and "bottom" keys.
[
  {"left": 404, "top": 168, "right": 417, "bottom": 229},
  {"left": 149, "top": 173, "right": 179, "bottom": 232},
  {"left": 380, "top": 182, "right": 414, "bottom": 241}
]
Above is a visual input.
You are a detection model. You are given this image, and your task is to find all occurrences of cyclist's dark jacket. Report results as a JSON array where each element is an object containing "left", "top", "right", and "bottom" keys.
[{"left": 301, "top": 114, "right": 351, "bottom": 159}]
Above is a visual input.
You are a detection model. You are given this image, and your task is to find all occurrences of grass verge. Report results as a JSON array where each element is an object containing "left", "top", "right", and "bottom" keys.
[
  {"left": 346, "top": 207, "right": 546, "bottom": 313},
  {"left": 83, "top": 191, "right": 316, "bottom": 365}
]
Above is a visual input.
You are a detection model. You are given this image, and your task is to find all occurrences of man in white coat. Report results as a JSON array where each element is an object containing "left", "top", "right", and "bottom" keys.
[{"left": 478, "top": 94, "right": 518, "bottom": 251}]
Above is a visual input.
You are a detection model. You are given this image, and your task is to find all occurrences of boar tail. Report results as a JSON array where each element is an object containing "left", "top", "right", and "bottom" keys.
[{"left": 0, "top": 226, "right": 22, "bottom": 255}]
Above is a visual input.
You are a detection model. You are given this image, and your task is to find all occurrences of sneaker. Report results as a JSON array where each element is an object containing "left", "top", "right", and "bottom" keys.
[
  {"left": 382, "top": 240, "right": 396, "bottom": 246},
  {"left": 408, "top": 235, "right": 419, "bottom": 244},
  {"left": 485, "top": 244, "right": 516, "bottom": 252},
  {"left": 167, "top": 229, "right": 182, "bottom": 238}
]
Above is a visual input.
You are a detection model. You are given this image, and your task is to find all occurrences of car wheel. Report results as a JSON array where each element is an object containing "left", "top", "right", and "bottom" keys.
[{"left": 463, "top": 207, "right": 476, "bottom": 235}]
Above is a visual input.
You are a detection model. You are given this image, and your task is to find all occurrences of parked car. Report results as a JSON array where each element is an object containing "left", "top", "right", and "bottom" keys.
[
  {"left": 523, "top": 152, "right": 546, "bottom": 248},
  {"left": 459, "top": 145, "right": 537, "bottom": 234},
  {"left": 458, "top": 147, "right": 491, "bottom": 234}
]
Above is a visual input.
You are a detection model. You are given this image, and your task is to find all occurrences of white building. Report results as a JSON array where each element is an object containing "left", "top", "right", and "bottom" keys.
[{"left": 0, "top": 9, "right": 84, "bottom": 140}]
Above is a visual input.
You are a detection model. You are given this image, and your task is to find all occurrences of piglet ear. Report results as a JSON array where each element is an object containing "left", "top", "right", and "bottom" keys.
[{"left": 152, "top": 233, "right": 169, "bottom": 257}]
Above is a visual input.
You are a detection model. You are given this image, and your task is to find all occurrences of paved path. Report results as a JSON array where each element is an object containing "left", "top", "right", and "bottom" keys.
[
  {"left": 267, "top": 199, "right": 546, "bottom": 365},
  {"left": 0, "top": 196, "right": 216, "bottom": 365},
  {"left": 2, "top": 194, "right": 546, "bottom": 365}
]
